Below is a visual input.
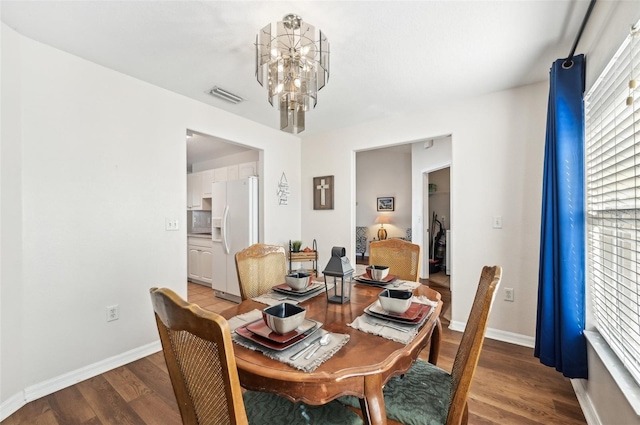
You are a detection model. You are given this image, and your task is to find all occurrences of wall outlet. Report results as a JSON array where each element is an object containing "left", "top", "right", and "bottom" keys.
[
  {"left": 504, "top": 288, "right": 514, "bottom": 302},
  {"left": 165, "top": 218, "right": 179, "bottom": 231},
  {"left": 106, "top": 305, "right": 119, "bottom": 322}
]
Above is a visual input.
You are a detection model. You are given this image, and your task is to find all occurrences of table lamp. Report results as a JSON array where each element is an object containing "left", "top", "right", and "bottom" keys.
[
  {"left": 323, "top": 247, "right": 354, "bottom": 304},
  {"left": 375, "top": 216, "right": 391, "bottom": 240}
]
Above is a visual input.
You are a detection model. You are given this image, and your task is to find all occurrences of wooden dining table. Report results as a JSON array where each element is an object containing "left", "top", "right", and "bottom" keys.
[{"left": 221, "top": 281, "right": 443, "bottom": 425}]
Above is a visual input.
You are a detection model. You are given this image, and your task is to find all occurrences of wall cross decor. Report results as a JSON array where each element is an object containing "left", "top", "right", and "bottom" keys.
[
  {"left": 313, "top": 175, "right": 334, "bottom": 210},
  {"left": 277, "top": 172, "right": 290, "bottom": 205}
]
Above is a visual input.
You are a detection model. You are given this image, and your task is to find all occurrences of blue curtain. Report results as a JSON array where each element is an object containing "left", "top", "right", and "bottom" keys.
[{"left": 534, "top": 54, "right": 588, "bottom": 379}]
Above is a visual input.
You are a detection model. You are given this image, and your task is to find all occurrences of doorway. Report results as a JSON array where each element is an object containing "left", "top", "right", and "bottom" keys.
[
  {"left": 186, "top": 129, "right": 261, "bottom": 299},
  {"left": 355, "top": 144, "right": 413, "bottom": 264},
  {"left": 425, "top": 166, "right": 450, "bottom": 288},
  {"left": 354, "top": 137, "right": 453, "bottom": 321}
]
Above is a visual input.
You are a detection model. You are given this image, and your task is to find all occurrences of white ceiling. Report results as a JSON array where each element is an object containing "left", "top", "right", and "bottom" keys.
[{"left": 1, "top": 1, "right": 592, "bottom": 142}]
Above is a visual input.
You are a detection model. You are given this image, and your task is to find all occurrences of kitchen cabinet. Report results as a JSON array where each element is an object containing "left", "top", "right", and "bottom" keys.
[
  {"left": 187, "top": 172, "right": 203, "bottom": 210},
  {"left": 210, "top": 162, "right": 257, "bottom": 184},
  {"left": 188, "top": 237, "right": 213, "bottom": 285},
  {"left": 191, "top": 163, "right": 258, "bottom": 209},
  {"left": 213, "top": 167, "right": 228, "bottom": 183},
  {"left": 202, "top": 169, "right": 214, "bottom": 198},
  {"left": 227, "top": 164, "right": 239, "bottom": 181},
  {"left": 239, "top": 161, "right": 257, "bottom": 178}
]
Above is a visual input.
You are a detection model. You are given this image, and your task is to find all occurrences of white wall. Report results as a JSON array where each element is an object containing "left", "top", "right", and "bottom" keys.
[
  {"left": 355, "top": 149, "right": 412, "bottom": 254},
  {"left": 302, "top": 82, "right": 547, "bottom": 343},
  {"left": 1, "top": 17, "right": 26, "bottom": 408},
  {"left": 0, "top": 25, "right": 302, "bottom": 418}
]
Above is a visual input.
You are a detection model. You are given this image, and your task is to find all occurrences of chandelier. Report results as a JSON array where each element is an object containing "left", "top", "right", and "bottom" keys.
[{"left": 255, "top": 14, "right": 330, "bottom": 134}]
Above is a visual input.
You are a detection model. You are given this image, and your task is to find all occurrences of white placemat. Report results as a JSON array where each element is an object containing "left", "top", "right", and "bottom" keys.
[
  {"left": 348, "top": 296, "right": 438, "bottom": 344},
  {"left": 229, "top": 309, "right": 349, "bottom": 372},
  {"left": 228, "top": 309, "right": 263, "bottom": 332}
]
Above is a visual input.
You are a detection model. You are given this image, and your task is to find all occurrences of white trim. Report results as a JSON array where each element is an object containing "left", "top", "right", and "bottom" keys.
[
  {"left": 448, "top": 321, "right": 535, "bottom": 348},
  {"left": 571, "top": 378, "right": 602, "bottom": 425},
  {"left": 0, "top": 341, "right": 161, "bottom": 422},
  {"left": 448, "top": 320, "right": 465, "bottom": 333},
  {"left": 0, "top": 392, "right": 26, "bottom": 422},
  {"left": 584, "top": 330, "right": 640, "bottom": 416}
]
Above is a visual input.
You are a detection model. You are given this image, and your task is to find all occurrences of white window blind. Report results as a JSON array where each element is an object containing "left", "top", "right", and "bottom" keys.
[{"left": 586, "top": 21, "right": 640, "bottom": 385}]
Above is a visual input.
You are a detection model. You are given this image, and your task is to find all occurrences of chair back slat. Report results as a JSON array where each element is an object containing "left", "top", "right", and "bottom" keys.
[
  {"left": 369, "top": 239, "right": 422, "bottom": 282},
  {"left": 447, "top": 266, "right": 502, "bottom": 424},
  {"left": 235, "top": 244, "right": 287, "bottom": 300},
  {"left": 150, "top": 288, "right": 248, "bottom": 425}
]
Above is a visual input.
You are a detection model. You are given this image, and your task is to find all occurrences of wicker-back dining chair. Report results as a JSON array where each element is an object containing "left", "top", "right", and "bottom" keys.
[
  {"left": 369, "top": 238, "right": 422, "bottom": 282},
  {"left": 235, "top": 244, "right": 287, "bottom": 301},
  {"left": 150, "top": 287, "right": 363, "bottom": 425},
  {"left": 341, "top": 265, "right": 502, "bottom": 425}
]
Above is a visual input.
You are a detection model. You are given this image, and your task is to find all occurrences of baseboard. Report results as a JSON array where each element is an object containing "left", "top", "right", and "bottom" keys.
[
  {"left": 572, "top": 378, "right": 601, "bottom": 425},
  {"left": 448, "top": 320, "right": 535, "bottom": 348},
  {"left": 0, "top": 392, "right": 26, "bottom": 422},
  {"left": 1, "top": 341, "right": 162, "bottom": 422}
]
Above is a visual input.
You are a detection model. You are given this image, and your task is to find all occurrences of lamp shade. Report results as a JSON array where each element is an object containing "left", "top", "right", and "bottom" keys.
[{"left": 375, "top": 216, "right": 391, "bottom": 225}]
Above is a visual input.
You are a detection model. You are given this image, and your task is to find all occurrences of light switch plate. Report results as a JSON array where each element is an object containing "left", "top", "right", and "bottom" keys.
[{"left": 492, "top": 216, "right": 503, "bottom": 229}]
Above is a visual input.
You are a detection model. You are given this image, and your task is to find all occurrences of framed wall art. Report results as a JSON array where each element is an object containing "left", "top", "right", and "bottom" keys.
[
  {"left": 313, "top": 175, "right": 334, "bottom": 210},
  {"left": 377, "top": 197, "right": 394, "bottom": 211}
]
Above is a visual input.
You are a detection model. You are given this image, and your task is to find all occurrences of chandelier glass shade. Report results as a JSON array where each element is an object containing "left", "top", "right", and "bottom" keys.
[{"left": 256, "top": 14, "right": 330, "bottom": 134}]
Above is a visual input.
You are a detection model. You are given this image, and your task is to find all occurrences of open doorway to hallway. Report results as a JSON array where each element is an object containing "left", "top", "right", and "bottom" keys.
[
  {"left": 355, "top": 144, "right": 413, "bottom": 264},
  {"left": 354, "top": 136, "right": 452, "bottom": 318}
]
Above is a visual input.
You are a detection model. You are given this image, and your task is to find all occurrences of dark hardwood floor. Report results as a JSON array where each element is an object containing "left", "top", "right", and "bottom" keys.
[{"left": 2, "top": 282, "right": 586, "bottom": 425}]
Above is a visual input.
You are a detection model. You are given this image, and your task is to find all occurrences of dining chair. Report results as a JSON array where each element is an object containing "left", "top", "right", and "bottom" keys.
[
  {"left": 150, "top": 287, "right": 363, "bottom": 425},
  {"left": 369, "top": 238, "right": 422, "bottom": 282},
  {"left": 340, "top": 265, "right": 502, "bottom": 425},
  {"left": 235, "top": 243, "right": 287, "bottom": 301}
]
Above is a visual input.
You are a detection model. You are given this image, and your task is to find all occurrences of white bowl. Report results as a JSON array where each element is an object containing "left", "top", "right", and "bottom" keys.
[
  {"left": 285, "top": 272, "right": 312, "bottom": 290},
  {"left": 378, "top": 289, "right": 413, "bottom": 314},
  {"left": 368, "top": 265, "right": 389, "bottom": 281},
  {"left": 262, "top": 303, "right": 306, "bottom": 334}
]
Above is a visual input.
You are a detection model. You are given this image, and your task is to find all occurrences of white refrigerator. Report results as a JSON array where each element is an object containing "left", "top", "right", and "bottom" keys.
[{"left": 211, "top": 176, "right": 259, "bottom": 302}]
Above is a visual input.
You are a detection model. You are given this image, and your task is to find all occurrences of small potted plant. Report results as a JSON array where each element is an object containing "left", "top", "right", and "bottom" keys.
[{"left": 292, "top": 240, "right": 302, "bottom": 252}]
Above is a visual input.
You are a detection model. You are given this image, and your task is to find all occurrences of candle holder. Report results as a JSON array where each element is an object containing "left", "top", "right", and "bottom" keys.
[{"left": 323, "top": 247, "right": 354, "bottom": 304}]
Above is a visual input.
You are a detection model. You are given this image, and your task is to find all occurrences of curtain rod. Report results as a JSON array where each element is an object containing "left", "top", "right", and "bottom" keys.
[{"left": 563, "top": 0, "right": 597, "bottom": 68}]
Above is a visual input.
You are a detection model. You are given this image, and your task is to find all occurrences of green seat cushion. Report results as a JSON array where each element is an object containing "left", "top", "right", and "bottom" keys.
[
  {"left": 338, "top": 359, "right": 452, "bottom": 425},
  {"left": 244, "top": 391, "right": 363, "bottom": 425}
]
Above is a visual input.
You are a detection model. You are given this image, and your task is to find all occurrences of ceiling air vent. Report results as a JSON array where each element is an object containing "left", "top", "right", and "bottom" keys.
[{"left": 208, "top": 86, "right": 243, "bottom": 104}]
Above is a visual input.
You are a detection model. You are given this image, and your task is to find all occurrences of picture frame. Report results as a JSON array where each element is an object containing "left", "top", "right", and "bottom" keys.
[
  {"left": 377, "top": 197, "right": 394, "bottom": 211},
  {"left": 313, "top": 175, "right": 334, "bottom": 210}
]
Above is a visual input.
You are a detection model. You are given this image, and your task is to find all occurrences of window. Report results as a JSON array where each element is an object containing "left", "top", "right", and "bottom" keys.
[{"left": 586, "top": 22, "right": 640, "bottom": 385}]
